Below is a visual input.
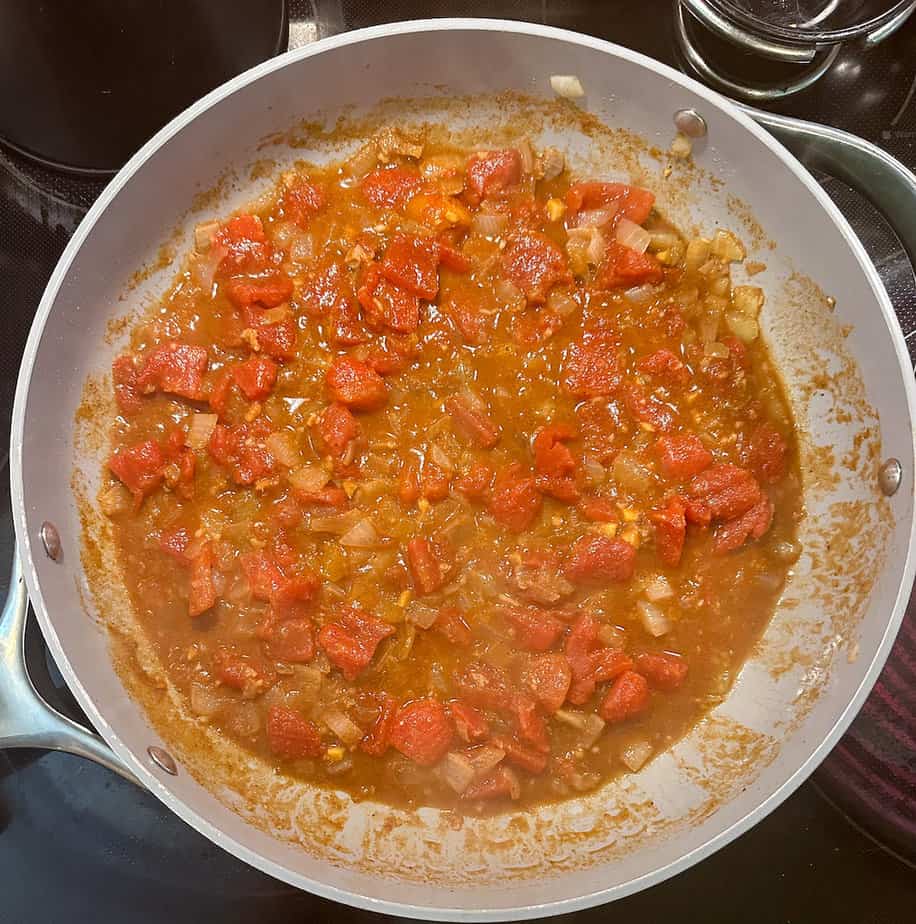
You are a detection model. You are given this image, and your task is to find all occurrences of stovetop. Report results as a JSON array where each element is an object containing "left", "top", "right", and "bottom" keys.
[{"left": 1, "top": 3, "right": 914, "bottom": 922}]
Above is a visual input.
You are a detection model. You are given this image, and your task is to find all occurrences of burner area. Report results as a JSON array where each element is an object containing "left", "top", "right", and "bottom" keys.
[{"left": 0, "top": 3, "right": 914, "bottom": 921}]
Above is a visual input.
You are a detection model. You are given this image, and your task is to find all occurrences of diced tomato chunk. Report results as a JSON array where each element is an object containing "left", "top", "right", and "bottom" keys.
[
  {"left": 271, "top": 572, "right": 321, "bottom": 620},
  {"left": 599, "top": 670, "right": 651, "bottom": 723},
  {"left": 597, "top": 241, "right": 664, "bottom": 290},
  {"left": 462, "top": 766, "right": 519, "bottom": 801},
  {"left": 445, "top": 393, "right": 501, "bottom": 448},
  {"left": 361, "top": 166, "right": 425, "bottom": 209},
  {"left": 445, "top": 288, "right": 492, "bottom": 345},
  {"left": 265, "top": 619, "right": 316, "bottom": 663},
  {"left": 208, "top": 418, "right": 276, "bottom": 485},
  {"left": 112, "top": 354, "right": 142, "bottom": 414},
  {"left": 466, "top": 149, "right": 522, "bottom": 199},
  {"left": 564, "top": 613, "right": 601, "bottom": 705},
  {"left": 357, "top": 263, "right": 422, "bottom": 334},
  {"left": 241, "top": 307, "right": 298, "bottom": 361},
  {"left": 579, "top": 496, "right": 619, "bottom": 523},
  {"left": 226, "top": 274, "right": 293, "bottom": 309},
  {"left": 232, "top": 355, "right": 278, "bottom": 401},
  {"left": 589, "top": 648, "right": 634, "bottom": 684},
  {"left": 533, "top": 424, "right": 577, "bottom": 478},
  {"left": 745, "top": 423, "right": 788, "bottom": 485},
  {"left": 713, "top": 494, "right": 774, "bottom": 554},
  {"left": 625, "top": 385, "right": 677, "bottom": 431},
  {"left": 316, "top": 402, "right": 359, "bottom": 457},
  {"left": 363, "top": 333, "right": 417, "bottom": 375},
  {"left": 420, "top": 462, "right": 451, "bottom": 502},
  {"left": 214, "top": 215, "right": 271, "bottom": 275},
  {"left": 566, "top": 182, "right": 655, "bottom": 224},
  {"left": 159, "top": 527, "right": 190, "bottom": 561},
  {"left": 397, "top": 461, "right": 420, "bottom": 505},
  {"left": 649, "top": 496, "right": 687, "bottom": 567},
  {"left": 454, "top": 661, "right": 513, "bottom": 712},
  {"left": 434, "top": 606, "right": 474, "bottom": 647},
  {"left": 504, "top": 606, "right": 565, "bottom": 652},
  {"left": 522, "top": 652, "right": 572, "bottom": 714},
  {"left": 488, "top": 463, "right": 542, "bottom": 532},
  {"left": 511, "top": 307, "right": 564, "bottom": 347},
  {"left": 449, "top": 701, "right": 490, "bottom": 743},
  {"left": 295, "top": 485, "right": 349, "bottom": 509},
  {"left": 214, "top": 650, "right": 274, "bottom": 698},
  {"left": 455, "top": 461, "right": 495, "bottom": 499},
  {"left": 406, "top": 537, "right": 448, "bottom": 595},
  {"left": 360, "top": 692, "right": 398, "bottom": 757},
  {"left": 436, "top": 240, "right": 470, "bottom": 273},
  {"left": 380, "top": 233, "right": 440, "bottom": 300},
  {"left": 188, "top": 542, "right": 217, "bottom": 617},
  {"left": 685, "top": 464, "right": 762, "bottom": 527},
  {"left": 240, "top": 553, "right": 280, "bottom": 600},
  {"left": 509, "top": 549, "right": 575, "bottom": 606},
  {"left": 108, "top": 439, "right": 166, "bottom": 507},
  {"left": 281, "top": 177, "right": 325, "bottom": 226},
  {"left": 135, "top": 342, "right": 208, "bottom": 400},
  {"left": 267, "top": 705, "right": 322, "bottom": 759},
  {"left": 511, "top": 694, "right": 550, "bottom": 752},
  {"left": 638, "top": 348, "right": 690, "bottom": 385},
  {"left": 635, "top": 652, "right": 688, "bottom": 691},
  {"left": 491, "top": 734, "right": 548, "bottom": 775},
  {"left": 326, "top": 356, "right": 388, "bottom": 411},
  {"left": 654, "top": 433, "right": 713, "bottom": 480},
  {"left": 561, "top": 330, "right": 621, "bottom": 398},
  {"left": 501, "top": 231, "right": 572, "bottom": 304},
  {"left": 389, "top": 698, "right": 453, "bottom": 766},
  {"left": 318, "top": 606, "right": 394, "bottom": 680},
  {"left": 564, "top": 534, "right": 635, "bottom": 585}
]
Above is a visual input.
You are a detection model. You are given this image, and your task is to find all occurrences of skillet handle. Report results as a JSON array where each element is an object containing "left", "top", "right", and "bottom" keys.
[
  {"left": 743, "top": 106, "right": 916, "bottom": 274},
  {"left": 0, "top": 551, "right": 142, "bottom": 787}
]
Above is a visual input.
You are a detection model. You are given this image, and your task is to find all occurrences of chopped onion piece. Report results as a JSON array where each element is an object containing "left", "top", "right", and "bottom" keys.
[
  {"left": 550, "top": 74, "right": 585, "bottom": 98},
  {"left": 574, "top": 206, "right": 617, "bottom": 228},
  {"left": 637, "top": 599, "right": 671, "bottom": 637},
  {"left": 339, "top": 518, "right": 379, "bottom": 548},
  {"left": 406, "top": 603, "right": 439, "bottom": 630},
  {"left": 225, "top": 702, "right": 261, "bottom": 737},
  {"left": 322, "top": 706, "right": 364, "bottom": 746},
  {"left": 554, "top": 709, "right": 587, "bottom": 730},
  {"left": 547, "top": 290, "right": 578, "bottom": 318},
  {"left": 289, "top": 464, "right": 331, "bottom": 494},
  {"left": 189, "top": 681, "right": 232, "bottom": 717},
  {"left": 580, "top": 713, "right": 606, "bottom": 748},
  {"left": 291, "top": 665, "right": 323, "bottom": 701},
  {"left": 194, "top": 220, "right": 219, "bottom": 253},
  {"left": 773, "top": 539, "right": 802, "bottom": 563},
  {"left": 261, "top": 304, "right": 291, "bottom": 325},
  {"left": 581, "top": 456, "right": 606, "bottom": 487},
  {"left": 597, "top": 624, "right": 625, "bottom": 648},
  {"left": 615, "top": 217, "right": 651, "bottom": 254},
  {"left": 494, "top": 276, "right": 524, "bottom": 307},
  {"left": 516, "top": 137, "right": 535, "bottom": 175},
  {"left": 190, "top": 247, "right": 223, "bottom": 291},
  {"left": 732, "top": 285, "right": 765, "bottom": 318},
  {"left": 684, "top": 237, "right": 710, "bottom": 273},
  {"left": 288, "top": 232, "right": 314, "bottom": 265},
  {"left": 612, "top": 451, "right": 652, "bottom": 494},
  {"left": 621, "top": 739, "right": 654, "bottom": 772},
  {"left": 308, "top": 510, "right": 363, "bottom": 535},
  {"left": 345, "top": 141, "right": 378, "bottom": 178},
  {"left": 724, "top": 309, "right": 759, "bottom": 344},
  {"left": 471, "top": 210, "right": 509, "bottom": 237},
  {"left": 539, "top": 147, "right": 565, "bottom": 180},
  {"left": 585, "top": 227, "right": 607, "bottom": 266},
  {"left": 266, "top": 432, "right": 300, "bottom": 468},
  {"left": 465, "top": 745, "right": 506, "bottom": 773},
  {"left": 187, "top": 413, "right": 218, "bottom": 450},
  {"left": 428, "top": 442, "right": 455, "bottom": 474},
  {"left": 644, "top": 574, "right": 675, "bottom": 602},
  {"left": 98, "top": 483, "right": 132, "bottom": 517},
  {"left": 623, "top": 283, "right": 659, "bottom": 302},
  {"left": 441, "top": 751, "right": 476, "bottom": 794},
  {"left": 711, "top": 229, "right": 746, "bottom": 262}
]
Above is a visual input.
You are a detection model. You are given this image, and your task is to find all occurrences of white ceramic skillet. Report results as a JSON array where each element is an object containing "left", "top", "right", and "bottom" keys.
[{"left": 5, "top": 18, "right": 916, "bottom": 921}]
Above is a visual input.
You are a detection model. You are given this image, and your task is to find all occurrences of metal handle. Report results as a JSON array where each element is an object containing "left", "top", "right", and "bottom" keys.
[
  {"left": 744, "top": 105, "right": 916, "bottom": 274},
  {"left": 679, "top": 0, "right": 819, "bottom": 63},
  {"left": 0, "top": 549, "right": 141, "bottom": 786}
]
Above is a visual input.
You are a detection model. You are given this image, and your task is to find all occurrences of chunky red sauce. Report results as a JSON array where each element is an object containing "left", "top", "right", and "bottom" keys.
[{"left": 99, "top": 128, "right": 802, "bottom": 809}]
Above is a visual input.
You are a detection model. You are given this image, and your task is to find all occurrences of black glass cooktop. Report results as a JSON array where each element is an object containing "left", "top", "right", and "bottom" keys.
[{"left": 1, "top": 3, "right": 914, "bottom": 922}]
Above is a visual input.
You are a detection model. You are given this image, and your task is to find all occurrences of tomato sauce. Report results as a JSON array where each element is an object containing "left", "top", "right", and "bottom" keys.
[{"left": 99, "top": 128, "right": 802, "bottom": 809}]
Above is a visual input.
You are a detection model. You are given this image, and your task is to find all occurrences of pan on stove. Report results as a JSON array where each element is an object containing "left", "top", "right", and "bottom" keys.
[{"left": 6, "top": 19, "right": 916, "bottom": 921}]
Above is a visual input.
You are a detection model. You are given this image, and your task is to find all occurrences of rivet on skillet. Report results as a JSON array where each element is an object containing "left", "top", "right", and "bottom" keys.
[
  {"left": 878, "top": 458, "right": 903, "bottom": 497},
  {"left": 673, "top": 108, "right": 708, "bottom": 139},
  {"left": 147, "top": 746, "right": 178, "bottom": 776},
  {"left": 39, "top": 521, "right": 62, "bottom": 561}
]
